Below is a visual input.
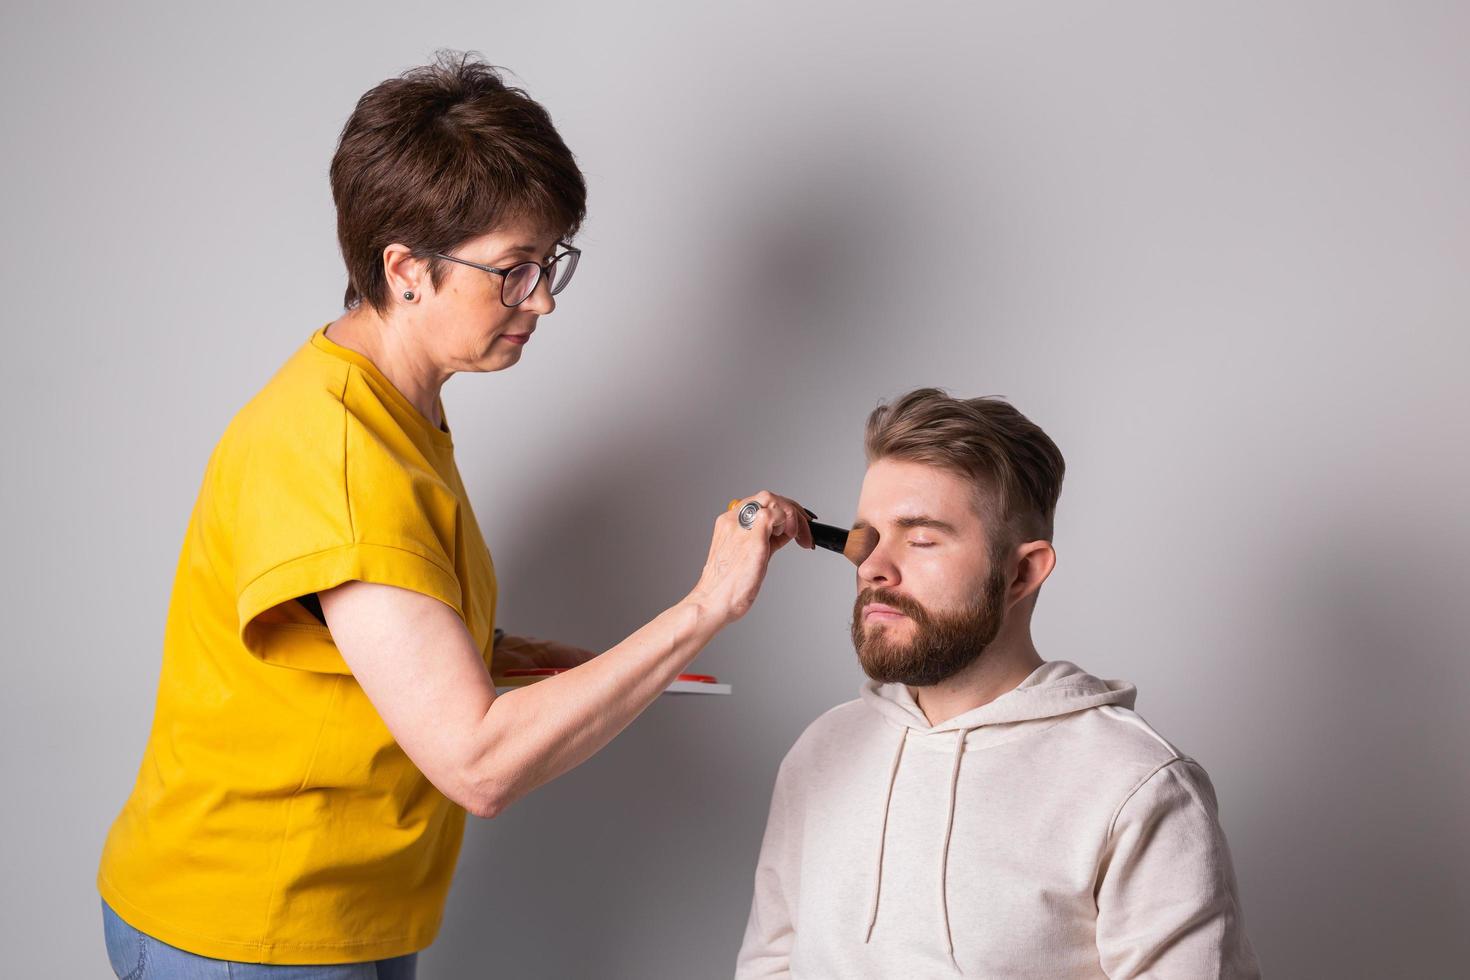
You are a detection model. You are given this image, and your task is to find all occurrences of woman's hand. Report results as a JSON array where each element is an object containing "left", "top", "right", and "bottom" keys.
[
  {"left": 492, "top": 633, "right": 597, "bottom": 676},
  {"left": 684, "top": 490, "right": 814, "bottom": 626},
  {"left": 321, "top": 495, "right": 809, "bottom": 819}
]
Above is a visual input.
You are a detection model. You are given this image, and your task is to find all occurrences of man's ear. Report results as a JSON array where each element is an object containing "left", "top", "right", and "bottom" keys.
[{"left": 1007, "top": 539, "right": 1057, "bottom": 608}]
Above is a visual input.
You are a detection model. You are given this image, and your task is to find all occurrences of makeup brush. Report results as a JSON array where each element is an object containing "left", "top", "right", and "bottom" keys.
[
  {"left": 808, "top": 519, "right": 879, "bottom": 566},
  {"left": 726, "top": 500, "right": 879, "bottom": 566}
]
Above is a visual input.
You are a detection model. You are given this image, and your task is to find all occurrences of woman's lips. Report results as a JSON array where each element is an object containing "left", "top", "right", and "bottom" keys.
[{"left": 502, "top": 333, "right": 532, "bottom": 345}]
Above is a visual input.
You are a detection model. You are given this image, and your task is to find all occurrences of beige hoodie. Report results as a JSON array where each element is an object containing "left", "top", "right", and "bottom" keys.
[{"left": 736, "top": 661, "right": 1259, "bottom": 978}]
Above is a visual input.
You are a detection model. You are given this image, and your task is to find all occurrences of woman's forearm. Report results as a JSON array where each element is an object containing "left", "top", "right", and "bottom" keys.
[
  {"left": 464, "top": 597, "right": 722, "bottom": 817},
  {"left": 325, "top": 493, "right": 802, "bottom": 819}
]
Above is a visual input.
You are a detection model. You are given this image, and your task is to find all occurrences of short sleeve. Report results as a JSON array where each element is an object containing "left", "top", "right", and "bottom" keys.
[{"left": 231, "top": 380, "right": 465, "bottom": 674}]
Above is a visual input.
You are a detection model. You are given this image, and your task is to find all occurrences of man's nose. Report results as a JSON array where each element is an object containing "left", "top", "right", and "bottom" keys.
[{"left": 858, "top": 542, "right": 899, "bottom": 588}]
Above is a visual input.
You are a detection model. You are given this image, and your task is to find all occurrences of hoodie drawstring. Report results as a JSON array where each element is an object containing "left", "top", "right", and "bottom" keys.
[
  {"left": 939, "top": 729, "right": 967, "bottom": 973},
  {"left": 864, "top": 727, "right": 908, "bottom": 943},
  {"left": 862, "top": 725, "right": 970, "bottom": 974},
  {"left": 855, "top": 665, "right": 1139, "bottom": 974}
]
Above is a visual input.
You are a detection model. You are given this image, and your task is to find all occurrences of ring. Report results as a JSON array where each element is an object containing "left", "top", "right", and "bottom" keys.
[{"left": 737, "top": 501, "right": 762, "bottom": 530}]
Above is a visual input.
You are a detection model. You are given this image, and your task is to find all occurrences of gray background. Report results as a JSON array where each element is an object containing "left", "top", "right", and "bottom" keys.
[{"left": 2, "top": 1, "right": 1467, "bottom": 977}]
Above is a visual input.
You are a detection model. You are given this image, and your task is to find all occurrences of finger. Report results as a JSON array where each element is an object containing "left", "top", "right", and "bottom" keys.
[
  {"left": 758, "top": 506, "right": 781, "bottom": 538},
  {"left": 772, "top": 503, "right": 795, "bottom": 543},
  {"left": 772, "top": 496, "right": 813, "bottom": 550},
  {"left": 755, "top": 507, "right": 782, "bottom": 541},
  {"left": 729, "top": 494, "right": 799, "bottom": 552},
  {"left": 747, "top": 492, "right": 790, "bottom": 532},
  {"left": 726, "top": 498, "right": 773, "bottom": 539},
  {"left": 764, "top": 511, "right": 799, "bottom": 555},
  {"left": 728, "top": 495, "right": 767, "bottom": 533},
  {"left": 791, "top": 501, "right": 815, "bottom": 549}
]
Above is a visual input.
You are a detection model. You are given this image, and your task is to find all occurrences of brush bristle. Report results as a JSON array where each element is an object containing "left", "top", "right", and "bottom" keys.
[{"left": 842, "top": 526, "right": 879, "bottom": 565}]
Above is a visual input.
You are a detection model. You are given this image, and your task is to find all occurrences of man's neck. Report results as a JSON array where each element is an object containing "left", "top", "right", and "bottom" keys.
[{"left": 910, "top": 632, "right": 1044, "bottom": 727}]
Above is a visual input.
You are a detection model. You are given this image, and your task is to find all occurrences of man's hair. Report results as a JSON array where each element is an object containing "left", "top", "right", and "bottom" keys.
[
  {"left": 864, "top": 388, "right": 1066, "bottom": 549},
  {"left": 330, "top": 51, "right": 587, "bottom": 313}
]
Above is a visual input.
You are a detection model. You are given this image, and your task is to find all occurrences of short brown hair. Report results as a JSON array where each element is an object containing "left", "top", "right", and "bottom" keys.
[
  {"left": 330, "top": 51, "right": 587, "bottom": 313},
  {"left": 864, "top": 388, "right": 1066, "bottom": 549}
]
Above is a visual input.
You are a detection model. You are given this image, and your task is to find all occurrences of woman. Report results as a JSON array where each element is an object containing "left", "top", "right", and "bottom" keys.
[{"left": 97, "top": 52, "right": 812, "bottom": 979}]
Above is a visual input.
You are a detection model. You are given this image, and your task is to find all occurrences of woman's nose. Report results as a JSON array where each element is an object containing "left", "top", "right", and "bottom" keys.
[{"left": 521, "top": 272, "right": 556, "bottom": 315}]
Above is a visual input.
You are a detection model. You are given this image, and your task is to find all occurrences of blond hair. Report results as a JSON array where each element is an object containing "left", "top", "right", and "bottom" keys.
[{"left": 864, "top": 388, "right": 1065, "bottom": 548}]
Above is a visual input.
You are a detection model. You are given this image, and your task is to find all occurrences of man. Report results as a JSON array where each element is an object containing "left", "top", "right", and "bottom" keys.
[{"left": 736, "top": 389, "right": 1259, "bottom": 978}]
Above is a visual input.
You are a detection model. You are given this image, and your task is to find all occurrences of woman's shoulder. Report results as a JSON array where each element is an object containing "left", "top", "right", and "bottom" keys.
[
  {"left": 216, "top": 337, "right": 348, "bottom": 453},
  {"left": 194, "top": 336, "right": 349, "bottom": 491},
  {"left": 209, "top": 331, "right": 456, "bottom": 515},
  {"left": 238, "top": 332, "right": 351, "bottom": 416}
]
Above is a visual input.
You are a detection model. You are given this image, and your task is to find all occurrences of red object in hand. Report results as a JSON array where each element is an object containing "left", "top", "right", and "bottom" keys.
[{"left": 501, "top": 668, "right": 718, "bottom": 683}]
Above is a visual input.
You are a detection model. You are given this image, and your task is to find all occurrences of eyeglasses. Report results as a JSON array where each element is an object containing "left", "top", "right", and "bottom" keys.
[{"left": 434, "top": 244, "right": 581, "bottom": 307}]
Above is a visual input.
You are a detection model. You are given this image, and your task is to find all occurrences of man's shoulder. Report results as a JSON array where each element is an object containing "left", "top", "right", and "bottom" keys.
[
  {"left": 1054, "top": 702, "right": 1202, "bottom": 782},
  {"left": 779, "top": 698, "right": 882, "bottom": 769},
  {"left": 804, "top": 695, "right": 870, "bottom": 732}
]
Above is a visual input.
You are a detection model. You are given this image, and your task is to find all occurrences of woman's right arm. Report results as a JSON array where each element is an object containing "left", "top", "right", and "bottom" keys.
[{"left": 318, "top": 491, "right": 811, "bottom": 819}]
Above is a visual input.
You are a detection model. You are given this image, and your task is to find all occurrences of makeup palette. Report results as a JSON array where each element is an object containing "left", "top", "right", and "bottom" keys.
[{"left": 494, "top": 667, "right": 731, "bottom": 696}]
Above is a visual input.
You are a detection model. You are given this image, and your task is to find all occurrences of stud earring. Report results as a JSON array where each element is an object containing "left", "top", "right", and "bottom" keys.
[{"left": 403, "top": 290, "right": 415, "bottom": 301}]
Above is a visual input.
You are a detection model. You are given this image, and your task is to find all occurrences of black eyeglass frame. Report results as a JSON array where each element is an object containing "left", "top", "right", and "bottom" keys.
[{"left": 432, "top": 244, "right": 581, "bottom": 308}]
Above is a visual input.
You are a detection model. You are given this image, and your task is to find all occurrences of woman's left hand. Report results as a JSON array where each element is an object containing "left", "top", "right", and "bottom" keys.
[{"left": 492, "top": 633, "right": 598, "bottom": 674}]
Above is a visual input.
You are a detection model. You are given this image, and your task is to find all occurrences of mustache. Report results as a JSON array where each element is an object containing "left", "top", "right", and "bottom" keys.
[{"left": 854, "top": 587, "right": 930, "bottom": 623}]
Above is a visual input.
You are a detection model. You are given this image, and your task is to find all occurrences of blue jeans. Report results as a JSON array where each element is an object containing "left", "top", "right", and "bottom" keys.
[{"left": 102, "top": 900, "right": 418, "bottom": 979}]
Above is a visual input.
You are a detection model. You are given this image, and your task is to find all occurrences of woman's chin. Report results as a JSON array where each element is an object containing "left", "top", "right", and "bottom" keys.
[{"left": 469, "top": 346, "right": 523, "bottom": 372}]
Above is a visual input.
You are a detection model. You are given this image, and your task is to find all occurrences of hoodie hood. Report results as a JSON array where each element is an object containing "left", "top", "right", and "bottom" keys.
[
  {"left": 856, "top": 661, "right": 1138, "bottom": 974},
  {"left": 734, "top": 658, "right": 1257, "bottom": 979},
  {"left": 860, "top": 659, "right": 1137, "bottom": 733}
]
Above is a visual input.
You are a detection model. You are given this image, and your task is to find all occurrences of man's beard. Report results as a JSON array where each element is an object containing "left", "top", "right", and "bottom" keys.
[{"left": 851, "top": 570, "right": 1009, "bottom": 687}]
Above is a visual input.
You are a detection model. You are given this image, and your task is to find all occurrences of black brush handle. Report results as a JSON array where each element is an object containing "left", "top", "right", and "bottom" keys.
[{"left": 809, "top": 521, "right": 850, "bottom": 554}]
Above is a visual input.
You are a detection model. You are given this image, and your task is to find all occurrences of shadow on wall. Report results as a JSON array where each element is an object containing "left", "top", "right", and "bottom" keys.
[
  {"left": 1236, "top": 507, "right": 1470, "bottom": 976},
  {"left": 423, "top": 124, "right": 1470, "bottom": 973},
  {"left": 427, "top": 136, "right": 931, "bottom": 979}
]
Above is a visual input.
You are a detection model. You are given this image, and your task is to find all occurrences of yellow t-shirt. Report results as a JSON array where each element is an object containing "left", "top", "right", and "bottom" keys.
[{"left": 98, "top": 327, "right": 498, "bottom": 964}]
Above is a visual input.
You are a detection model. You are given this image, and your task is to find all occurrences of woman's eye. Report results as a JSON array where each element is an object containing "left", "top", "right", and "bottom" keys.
[{"left": 909, "top": 540, "right": 935, "bottom": 548}]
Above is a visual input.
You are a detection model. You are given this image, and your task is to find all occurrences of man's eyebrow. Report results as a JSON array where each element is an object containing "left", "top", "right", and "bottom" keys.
[
  {"left": 850, "top": 516, "right": 958, "bottom": 534},
  {"left": 895, "top": 516, "right": 958, "bottom": 534}
]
